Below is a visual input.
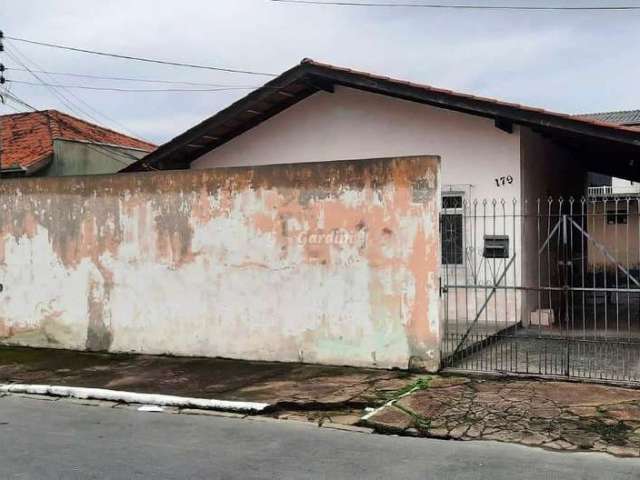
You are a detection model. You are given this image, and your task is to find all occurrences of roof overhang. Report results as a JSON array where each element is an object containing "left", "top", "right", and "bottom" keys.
[{"left": 126, "top": 59, "right": 640, "bottom": 178}]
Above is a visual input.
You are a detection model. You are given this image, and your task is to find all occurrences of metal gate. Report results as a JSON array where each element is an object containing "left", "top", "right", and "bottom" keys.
[{"left": 440, "top": 195, "right": 640, "bottom": 384}]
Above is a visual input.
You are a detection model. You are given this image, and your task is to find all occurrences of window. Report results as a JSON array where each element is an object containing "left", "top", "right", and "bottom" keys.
[
  {"left": 442, "top": 194, "right": 464, "bottom": 265},
  {"left": 442, "top": 195, "right": 463, "bottom": 209},
  {"left": 607, "top": 208, "right": 628, "bottom": 225}
]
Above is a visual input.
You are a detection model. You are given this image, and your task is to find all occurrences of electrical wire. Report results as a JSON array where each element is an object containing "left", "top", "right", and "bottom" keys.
[
  {"left": 8, "top": 79, "right": 258, "bottom": 93},
  {"left": 5, "top": 67, "right": 258, "bottom": 88},
  {"left": 4, "top": 90, "right": 153, "bottom": 170},
  {"left": 5, "top": 48, "right": 112, "bottom": 132},
  {"left": 5, "top": 44, "right": 154, "bottom": 146},
  {"left": 4, "top": 35, "right": 277, "bottom": 77},
  {"left": 270, "top": 0, "right": 640, "bottom": 10}
]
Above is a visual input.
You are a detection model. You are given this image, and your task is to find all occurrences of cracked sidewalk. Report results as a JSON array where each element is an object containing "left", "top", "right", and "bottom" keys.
[
  {"left": 0, "top": 346, "right": 415, "bottom": 412},
  {"left": 4, "top": 347, "right": 640, "bottom": 458},
  {"left": 362, "top": 376, "right": 640, "bottom": 457}
]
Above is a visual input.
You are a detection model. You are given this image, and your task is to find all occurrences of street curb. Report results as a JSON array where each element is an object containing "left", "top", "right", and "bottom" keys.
[{"left": 0, "top": 384, "right": 270, "bottom": 413}]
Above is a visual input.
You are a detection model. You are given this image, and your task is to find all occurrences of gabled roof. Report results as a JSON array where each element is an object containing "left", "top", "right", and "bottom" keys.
[
  {"left": 578, "top": 110, "right": 640, "bottom": 127},
  {"left": 127, "top": 58, "right": 640, "bottom": 173},
  {"left": 1, "top": 110, "right": 155, "bottom": 174}
]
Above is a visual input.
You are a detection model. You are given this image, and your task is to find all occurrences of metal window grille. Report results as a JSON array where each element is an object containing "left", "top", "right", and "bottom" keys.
[{"left": 442, "top": 194, "right": 464, "bottom": 265}]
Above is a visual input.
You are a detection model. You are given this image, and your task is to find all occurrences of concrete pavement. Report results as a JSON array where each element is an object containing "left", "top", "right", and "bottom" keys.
[
  {"left": 364, "top": 376, "right": 640, "bottom": 457},
  {"left": 0, "top": 395, "right": 638, "bottom": 479},
  {"left": 0, "top": 346, "right": 411, "bottom": 406}
]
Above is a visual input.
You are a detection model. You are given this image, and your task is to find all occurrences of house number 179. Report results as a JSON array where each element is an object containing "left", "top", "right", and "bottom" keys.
[{"left": 495, "top": 175, "right": 514, "bottom": 187}]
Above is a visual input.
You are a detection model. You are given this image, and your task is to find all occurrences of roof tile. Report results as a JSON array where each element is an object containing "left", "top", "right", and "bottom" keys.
[
  {"left": 578, "top": 110, "right": 640, "bottom": 126},
  {"left": 0, "top": 110, "right": 155, "bottom": 171}
]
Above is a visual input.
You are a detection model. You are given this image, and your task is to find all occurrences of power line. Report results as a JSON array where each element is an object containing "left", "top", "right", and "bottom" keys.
[
  {"left": 5, "top": 67, "right": 257, "bottom": 88},
  {"left": 4, "top": 47, "right": 150, "bottom": 144},
  {"left": 5, "top": 44, "right": 153, "bottom": 143},
  {"left": 271, "top": 0, "right": 640, "bottom": 10},
  {"left": 5, "top": 48, "right": 114, "bottom": 133},
  {"left": 4, "top": 35, "right": 277, "bottom": 77},
  {"left": 8, "top": 79, "right": 258, "bottom": 93},
  {"left": 4, "top": 90, "right": 152, "bottom": 169},
  {"left": 4, "top": 46, "right": 154, "bottom": 168}
]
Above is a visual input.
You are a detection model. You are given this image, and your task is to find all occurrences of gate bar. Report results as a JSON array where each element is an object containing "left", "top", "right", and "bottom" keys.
[{"left": 448, "top": 255, "right": 517, "bottom": 361}]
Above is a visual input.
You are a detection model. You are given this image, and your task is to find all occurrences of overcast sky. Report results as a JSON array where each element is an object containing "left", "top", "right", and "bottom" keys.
[{"left": 1, "top": 0, "right": 639, "bottom": 145}]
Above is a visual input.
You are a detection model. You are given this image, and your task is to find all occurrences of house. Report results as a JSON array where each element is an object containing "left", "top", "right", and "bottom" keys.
[
  {"left": 580, "top": 110, "right": 640, "bottom": 197},
  {"left": 0, "top": 110, "right": 155, "bottom": 177},
  {"left": 4, "top": 60, "right": 640, "bottom": 379},
  {"left": 580, "top": 109, "right": 640, "bottom": 130},
  {"left": 122, "top": 59, "right": 640, "bottom": 380},
  {"left": 574, "top": 110, "right": 640, "bottom": 272}
]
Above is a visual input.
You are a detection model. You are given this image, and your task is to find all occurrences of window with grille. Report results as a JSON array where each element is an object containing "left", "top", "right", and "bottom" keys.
[
  {"left": 607, "top": 208, "right": 628, "bottom": 225},
  {"left": 442, "top": 194, "right": 464, "bottom": 265}
]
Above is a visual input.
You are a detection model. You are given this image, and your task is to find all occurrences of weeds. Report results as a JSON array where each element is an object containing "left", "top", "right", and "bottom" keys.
[{"left": 394, "top": 376, "right": 432, "bottom": 398}]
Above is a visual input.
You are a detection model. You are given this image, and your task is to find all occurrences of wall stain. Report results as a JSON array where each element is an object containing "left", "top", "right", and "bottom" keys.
[{"left": 0, "top": 155, "right": 441, "bottom": 369}]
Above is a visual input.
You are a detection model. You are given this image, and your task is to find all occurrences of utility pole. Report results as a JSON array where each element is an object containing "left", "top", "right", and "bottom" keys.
[{"left": 0, "top": 29, "right": 4, "bottom": 294}]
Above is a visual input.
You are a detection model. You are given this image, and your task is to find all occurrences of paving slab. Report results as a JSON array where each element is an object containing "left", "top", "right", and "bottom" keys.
[{"left": 364, "top": 377, "right": 640, "bottom": 457}]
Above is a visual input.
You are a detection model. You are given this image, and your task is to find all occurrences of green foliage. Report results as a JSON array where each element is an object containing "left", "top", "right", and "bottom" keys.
[{"left": 395, "top": 376, "right": 432, "bottom": 397}]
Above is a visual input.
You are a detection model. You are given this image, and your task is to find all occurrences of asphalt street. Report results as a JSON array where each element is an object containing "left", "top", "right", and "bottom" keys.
[{"left": 0, "top": 395, "right": 638, "bottom": 479}]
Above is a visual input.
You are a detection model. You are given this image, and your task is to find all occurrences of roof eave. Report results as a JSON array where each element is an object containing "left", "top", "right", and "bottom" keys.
[
  {"left": 138, "top": 63, "right": 313, "bottom": 170},
  {"left": 135, "top": 61, "right": 640, "bottom": 172},
  {"left": 301, "top": 63, "right": 640, "bottom": 148}
]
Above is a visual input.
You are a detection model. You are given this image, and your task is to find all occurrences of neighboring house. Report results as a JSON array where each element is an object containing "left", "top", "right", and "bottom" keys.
[
  {"left": 122, "top": 59, "right": 640, "bottom": 381},
  {"left": 577, "top": 110, "right": 640, "bottom": 270},
  {"left": 580, "top": 109, "right": 640, "bottom": 130},
  {"left": 580, "top": 109, "right": 640, "bottom": 196},
  {"left": 0, "top": 110, "right": 155, "bottom": 177}
]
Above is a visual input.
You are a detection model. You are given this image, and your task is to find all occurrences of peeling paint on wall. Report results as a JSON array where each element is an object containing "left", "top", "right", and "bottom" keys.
[{"left": 0, "top": 156, "right": 441, "bottom": 370}]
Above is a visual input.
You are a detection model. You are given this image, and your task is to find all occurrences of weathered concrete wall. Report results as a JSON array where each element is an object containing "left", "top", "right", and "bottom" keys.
[{"left": 0, "top": 156, "right": 441, "bottom": 370}]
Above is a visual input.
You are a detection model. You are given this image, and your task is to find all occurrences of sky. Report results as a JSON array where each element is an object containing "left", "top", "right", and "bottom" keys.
[{"left": 0, "top": 0, "right": 639, "bottom": 145}]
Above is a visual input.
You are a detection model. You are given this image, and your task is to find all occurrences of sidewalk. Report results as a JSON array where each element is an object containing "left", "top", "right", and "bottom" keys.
[
  {"left": 363, "top": 376, "right": 640, "bottom": 457},
  {"left": 3, "top": 347, "right": 640, "bottom": 457},
  {"left": 0, "top": 346, "right": 414, "bottom": 411}
]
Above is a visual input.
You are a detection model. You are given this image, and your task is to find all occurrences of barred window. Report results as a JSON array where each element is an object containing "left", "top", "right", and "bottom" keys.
[{"left": 442, "top": 194, "right": 464, "bottom": 265}]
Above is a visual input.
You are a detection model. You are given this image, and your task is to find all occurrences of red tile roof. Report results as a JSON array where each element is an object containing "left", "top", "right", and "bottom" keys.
[{"left": 0, "top": 110, "right": 155, "bottom": 172}]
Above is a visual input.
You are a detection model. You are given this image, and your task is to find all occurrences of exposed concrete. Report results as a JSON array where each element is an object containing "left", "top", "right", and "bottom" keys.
[
  {"left": 362, "top": 376, "right": 640, "bottom": 457},
  {"left": 0, "top": 156, "right": 441, "bottom": 369},
  {"left": 0, "top": 346, "right": 418, "bottom": 407}
]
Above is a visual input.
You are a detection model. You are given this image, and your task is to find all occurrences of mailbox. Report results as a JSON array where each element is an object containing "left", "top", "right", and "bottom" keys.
[{"left": 483, "top": 235, "right": 509, "bottom": 259}]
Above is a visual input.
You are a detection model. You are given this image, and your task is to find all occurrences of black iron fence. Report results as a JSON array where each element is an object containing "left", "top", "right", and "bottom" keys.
[{"left": 440, "top": 196, "right": 640, "bottom": 383}]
